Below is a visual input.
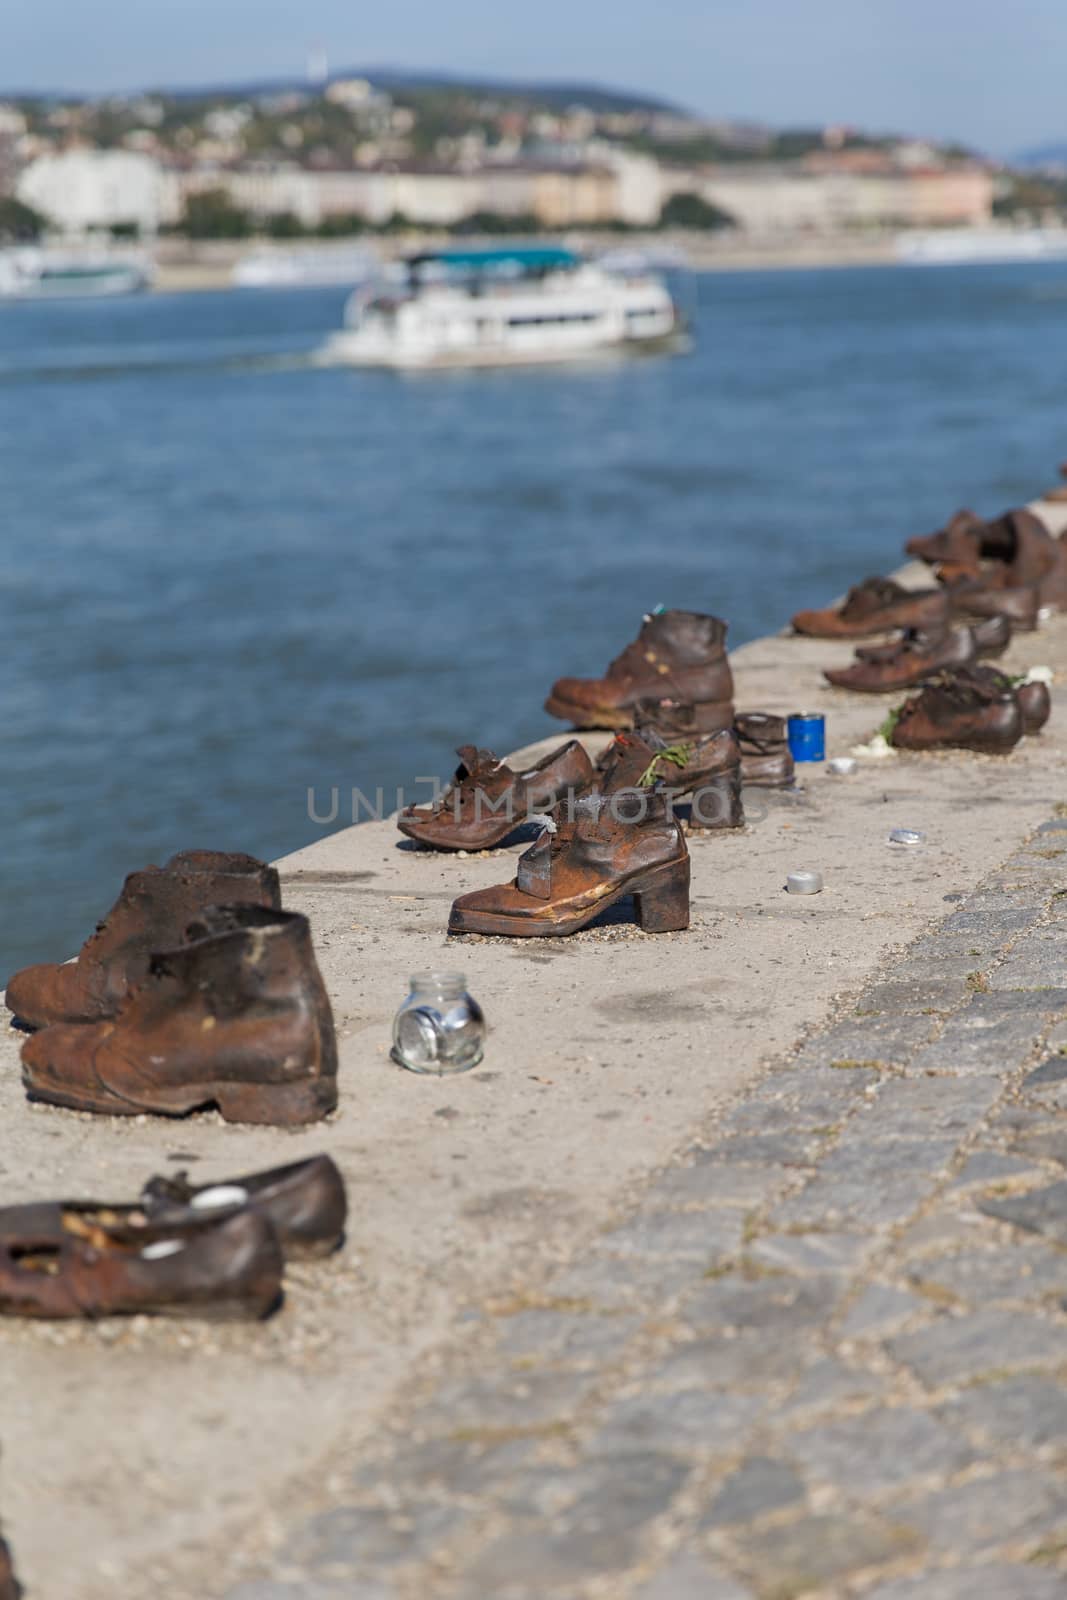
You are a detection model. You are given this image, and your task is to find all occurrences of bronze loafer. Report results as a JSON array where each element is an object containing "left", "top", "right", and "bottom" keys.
[
  {"left": 143, "top": 1154, "right": 347, "bottom": 1260},
  {"left": 0, "top": 1204, "right": 283, "bottom": 1320},
  {"left": 824, "top": 626, "right": 975, "bottom": 693},
  {"left": 397, "top": 741, "right": 594, "bottom": 851}
]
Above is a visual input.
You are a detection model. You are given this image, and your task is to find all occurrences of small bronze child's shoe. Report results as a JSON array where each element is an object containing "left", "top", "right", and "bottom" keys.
[
  {"left": 5, "top": 850, "right": 281, "bottom": 1031},
  {"left": 21, "top": 907, "right": 337, "bottom": 1126},
  {"left": 143, "top": 1154, "right": 347, "bottom": 1259},
  {"left": 397, "top": 741, "right": 594, "bottom": 851},
  {"left": 0, "top": 1204, "right": 282, "bottom": 1320}
]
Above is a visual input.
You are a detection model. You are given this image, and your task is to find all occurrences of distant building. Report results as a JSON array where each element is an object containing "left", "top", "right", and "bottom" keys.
[
  {"left": 18, "top": 149, "right": 165, "bottom": 234},
  {"left": 662, "top": 162, "right": 993, "bottom": 233},
  {"left": 0, "top": 104, "right": 27, "bottom": 198}
]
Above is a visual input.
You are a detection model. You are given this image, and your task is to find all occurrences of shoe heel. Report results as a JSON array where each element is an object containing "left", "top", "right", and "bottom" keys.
[
  {"left": 633, "top": 859, "right": 691, "bottom": 933},
  {"left": 212, "top": 1076, "right": 337, "bottom": 1126},
  {"left": 688, "top": 769, "right": 744, "bottom": 830}
]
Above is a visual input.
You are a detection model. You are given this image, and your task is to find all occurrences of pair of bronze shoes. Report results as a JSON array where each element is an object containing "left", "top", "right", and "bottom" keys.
[
  {"left": 445, "top": 731, "right": 730, "bottom": 939},
  {"left": 890, "top": 666, "right": 1049, "bottom": 755},
  {"left": 5, "top": 852, "right": 338, "bottom": 1126},
  {"left": 0, "top": 1154, "right": 346, "bottom": 1321},
  {"left": 907, "top": 506, "right": 1067, "bottom": 615}
]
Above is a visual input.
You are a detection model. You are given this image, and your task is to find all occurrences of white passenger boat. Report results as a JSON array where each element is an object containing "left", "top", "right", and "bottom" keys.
[
  {"left": 0, "top": 247, "right": 152, "bottom": 299},
  {"left": 318, "top": 246, "right": 684, "bottom": 370}
]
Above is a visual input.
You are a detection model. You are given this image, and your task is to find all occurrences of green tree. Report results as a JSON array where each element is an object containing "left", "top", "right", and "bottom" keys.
[
  {"left": 265, "top": 211, "right": 305, "bottom": 239},
  {"left": 0, "top": 197, "right": 46, "bottom": 241},
  {"left": 181, "top": 188, "right": 253, "bottom": 239},
  {"left": 658, "top": 191, "right": 735, "bottom": 231}
]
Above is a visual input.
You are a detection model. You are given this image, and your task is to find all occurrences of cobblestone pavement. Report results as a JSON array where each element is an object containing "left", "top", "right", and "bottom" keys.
[{"left": 227, "top": 819, "right": 1067, "bottom": 1600}]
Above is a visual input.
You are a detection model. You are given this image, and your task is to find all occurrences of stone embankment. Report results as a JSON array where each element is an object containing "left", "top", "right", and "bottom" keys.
[{"left": 1, "top": 513, "right": 1065, "bottom": 1598}]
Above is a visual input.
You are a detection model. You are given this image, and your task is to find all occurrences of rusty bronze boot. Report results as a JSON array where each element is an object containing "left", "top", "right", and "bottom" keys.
[
  {"left": 545, "top": 610, "right": 733, "bottom": 731},
  {"left": 5, "top": 851, "right": 281, "bottom": 1031},
  {"left": 890, "top": 672, "right": 1023, "bottom": 755},
  {"left": 397, "top": 740, "right": 594, "bottom": 850},
  {"left": 449, "top": 746, "right": 690, "bottom": 938},
  {"left": 21, "top": 906, "right": 337, "bottom": 1125}
]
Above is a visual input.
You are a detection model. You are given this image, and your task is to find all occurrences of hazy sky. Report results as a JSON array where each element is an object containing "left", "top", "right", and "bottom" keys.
[{"left": 5, "top": 0, "right": 1064, "bottom": 155}]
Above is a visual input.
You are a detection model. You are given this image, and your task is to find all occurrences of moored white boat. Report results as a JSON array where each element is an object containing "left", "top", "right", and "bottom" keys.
[
  {"left": 318, "top": 246, "right": 685, "bottom": 370},
  {"left": 896, "top": 227, "right": 1067, "bottom": 266},
  {"left": 232, "top": 244, "right": 375, "bottom": 289},
  {"left": 0, "top": 247, "right": 152, "bottom": 300}
]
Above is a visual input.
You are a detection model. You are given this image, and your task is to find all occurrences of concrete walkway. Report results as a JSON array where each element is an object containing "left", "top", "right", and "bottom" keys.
[
  {"left": 229, "top": 817, "right": 1067, "bottom": 1600},
  {"left": 2, "top": 517, "right": 1066, "bottom": 1598}
]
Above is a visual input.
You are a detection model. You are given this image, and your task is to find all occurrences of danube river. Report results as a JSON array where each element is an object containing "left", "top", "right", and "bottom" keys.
[{"left": 2, "top": 262, "right": 1066, "bottom": 969}]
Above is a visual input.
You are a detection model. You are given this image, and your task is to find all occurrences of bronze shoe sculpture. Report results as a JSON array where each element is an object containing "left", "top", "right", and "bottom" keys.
[
  {"left": 890, "top": 673, "right": 1023, "bottom": 755},
  {"left": 449, "top": 745, "right": 690, "bottom": 938},
  {"left": 0, "top": 1534, "right": 18, "bottom": 1600},
  {"left": 143, "top": 1154, "right": 347, "bottom": 1259},
  {"left": 545, "top": 610, "right": 733, "bottom": 730},
  {"left": 946, "top": 574, "right": 1040, "bottom": 632},
  {"left": 0, "top": 1203, "right": 282, "bottom": 1320},
  {"left": 735, "top": 712, "right": 795, "bottom": 788},
  {"left": 5, "top": 850, "right": 281, "bottom": 1031},
  {"left": 969, "top": 613, "right": 1012, "bottom": 658},
  {"left": 949, "top": 666, "right": 1051, "bottom": 736},
  {"left": 912, "top": 507, "right": 1066, "bottom": 611},
  {"left": 619, "top": 701, "right": 744, "bottom": 827},
  {"left": 824, "top": 626, "right": 975, "bottom": 693},
  {"left": 791, "top": 578, "right": 948, "bottom": 640},
  {"left": 397, "top": 741, "right": 594, "bottom": 851},
  {"left": 21, "top": 906, "right": 337, "bottom": 1125}
]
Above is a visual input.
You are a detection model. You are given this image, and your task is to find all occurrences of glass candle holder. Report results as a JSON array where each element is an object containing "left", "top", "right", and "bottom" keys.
[{"left": 391, "top": 971, "right": 485, "bottom": 1075}]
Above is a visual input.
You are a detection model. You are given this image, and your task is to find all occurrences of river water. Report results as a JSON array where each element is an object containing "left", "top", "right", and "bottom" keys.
[{"left": 3, "top": 262, "right": 1066, "bottom": 970}]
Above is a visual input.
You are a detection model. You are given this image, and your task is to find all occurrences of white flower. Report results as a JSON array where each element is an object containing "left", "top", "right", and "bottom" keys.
[
  {"left": 1023, "top": 665, "right": 1054, "bottom": 685},
  {"left": 849, "top": 733, "right": 898, "bottom": 759}
]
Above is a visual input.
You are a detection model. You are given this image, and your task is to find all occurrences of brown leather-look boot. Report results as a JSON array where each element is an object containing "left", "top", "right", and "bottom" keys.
[
  {"left": 449, "top": 745, "right": 690, "bottom": 938},
  {"left": 0, "top": 1204, "right": 282, "bottom": 1320},
  {"left": 890, "top": 673, "right": 1023, "bottom": 755},
  {"left": 397, "top": 740, "right": 594, "bottom": 850},
  {"left": 824, "top": 626, "right": 975, "bottom": 693},
  {"left": 5, "top": 851, "right": 281, "bottom": 1031},
  {"left": 946, "top": 576, "right": 1040, "bottom": 631},
  {"left": 21, "top": 907, "right": 337, "bottom": 1125},
  {"left": 545, "top": 610, "right": 733, "bottom": 730}
]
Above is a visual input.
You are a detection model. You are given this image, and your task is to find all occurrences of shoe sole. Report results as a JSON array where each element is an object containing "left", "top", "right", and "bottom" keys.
[
  {"left": 396, "top": 814, "right": 524, "bottom": 851},
  {"left": 449, "top": 858, "right": 690, "bottom": 938},
  {"left": 22, "top": 1074, "right": 336, "bottom": 1126}
]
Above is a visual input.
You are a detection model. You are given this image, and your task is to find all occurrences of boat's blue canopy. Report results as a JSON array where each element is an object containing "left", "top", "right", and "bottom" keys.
[{"left": 407, "top": 246, "right": 579, "bottom": 273}]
